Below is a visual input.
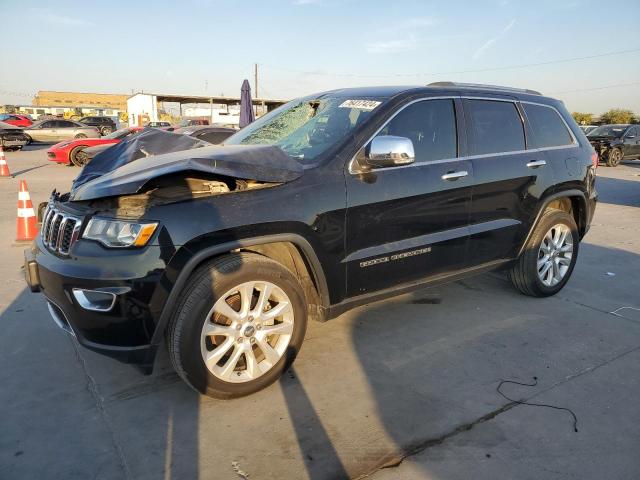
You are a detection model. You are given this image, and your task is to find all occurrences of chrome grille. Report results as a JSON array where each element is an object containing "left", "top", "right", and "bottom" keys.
[{"left": 41, "top": 205, "right": 82, "bottom": 255}]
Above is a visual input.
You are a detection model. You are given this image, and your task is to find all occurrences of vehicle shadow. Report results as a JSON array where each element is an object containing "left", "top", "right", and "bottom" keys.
[
  {"left": 0, "top": 286, "right": 200, "bottom": 480},
  {"left": 21, "top": 144, "right": 50, "bottom": 152},
  {"left": 592, "top": 175, "right": 640, "bottom": 208}
]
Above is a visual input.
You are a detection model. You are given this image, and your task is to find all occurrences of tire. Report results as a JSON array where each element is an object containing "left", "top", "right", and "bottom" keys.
[
  {"left": 509, "top": 209, "right": 579, "bottom": 297},
  {"left": 101, "top": 126, "right": 112, "bottom": 136},
  {"left": 24, "top": 135, "right": 32, "bottom": 145},
  {"left": 167, "top": 252, "right": 307, "bottom": 399},
  {"left": 69, "top": 145, "right": 88, "bottom": 167},
  {"left": 606, "top": 148, "right": 623, "bottom": 167},
  {"left": 75, "top": 133, "right": 87, "bottom": 139}
]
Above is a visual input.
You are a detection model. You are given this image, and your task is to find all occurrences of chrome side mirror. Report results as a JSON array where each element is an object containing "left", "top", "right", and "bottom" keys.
[{"left": 365, "top": 135, "right": 415, "bottom": 168}]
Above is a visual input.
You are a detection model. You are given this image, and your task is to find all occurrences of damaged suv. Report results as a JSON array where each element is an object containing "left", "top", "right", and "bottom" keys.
[
  {"left": 587, "top": 124, "right": 640, "bottom": 167},
  {"left": 24, "top": 83, "right": 597, "bottom": 398}
]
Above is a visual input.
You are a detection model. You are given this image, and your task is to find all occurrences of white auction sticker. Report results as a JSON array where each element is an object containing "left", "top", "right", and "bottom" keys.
[{"left": 339, "top": 99, "right": 381, "bottom": 110}]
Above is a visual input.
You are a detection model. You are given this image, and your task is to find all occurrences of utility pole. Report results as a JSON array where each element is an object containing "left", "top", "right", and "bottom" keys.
[{"left": 254, "top": 63, "right": 258, "bottom": 99}]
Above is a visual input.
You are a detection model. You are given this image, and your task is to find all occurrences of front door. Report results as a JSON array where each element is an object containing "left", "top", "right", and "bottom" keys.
[
  {"left": 623, "top": 126, "right": 640, "bottom": 158},
  {"left": 345, "top": 97, "right": 473, "bottom": 297}
]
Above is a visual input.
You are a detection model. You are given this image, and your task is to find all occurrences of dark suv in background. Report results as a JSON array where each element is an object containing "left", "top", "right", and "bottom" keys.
[
  {"left": 24, "top": 82, "right": 597, "bottom": 398},
  {"left": 587, "top": 124, "right": 640, "bottom": 167},
  {"left": 79, "top": 116, "right": 116, "bottom": 136}
]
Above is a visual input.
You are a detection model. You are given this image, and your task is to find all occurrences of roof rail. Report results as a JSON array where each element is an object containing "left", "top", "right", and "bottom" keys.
[{"left": 427, "top": 81, "right": 542, "bottom": 96}]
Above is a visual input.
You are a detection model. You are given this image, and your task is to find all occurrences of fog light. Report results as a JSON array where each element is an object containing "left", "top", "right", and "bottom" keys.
[{"left": 72, "top": 288, "right": 117, "bottom": 312}]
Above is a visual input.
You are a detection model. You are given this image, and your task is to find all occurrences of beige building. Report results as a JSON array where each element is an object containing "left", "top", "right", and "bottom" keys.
[{"left": 33, "top": 91, "right": 128, "bottom": 110}]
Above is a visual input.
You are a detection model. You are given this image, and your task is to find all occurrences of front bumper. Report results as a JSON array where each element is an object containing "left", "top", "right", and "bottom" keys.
[
  {"left": 24, "top": 236, "right": 173, "bottom": 372},
  {"left": 47, "top": 149, "right": 69, "bottom": 164}
]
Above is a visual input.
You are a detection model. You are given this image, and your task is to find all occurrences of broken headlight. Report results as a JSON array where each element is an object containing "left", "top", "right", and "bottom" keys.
[{"left": 83, "top": 218, "right": 158, "bottom": 247}]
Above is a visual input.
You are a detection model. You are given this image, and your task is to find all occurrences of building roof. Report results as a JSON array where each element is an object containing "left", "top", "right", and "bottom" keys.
[{"left": 129, "top": 92, "right": 288, "bottom": 107}]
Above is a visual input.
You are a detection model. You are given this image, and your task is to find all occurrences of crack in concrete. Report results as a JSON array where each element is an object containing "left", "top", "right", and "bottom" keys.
[
  {"left": 357, "top": 343, "right": 640, "bottom": 479},
  {"left": 69, "top": 339, "right": 133, "bottom": 480}
]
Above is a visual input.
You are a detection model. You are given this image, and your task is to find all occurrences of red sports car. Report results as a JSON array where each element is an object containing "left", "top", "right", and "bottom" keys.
[
  {"left": 0, "top": 114, "right": 33, "bottom": 128},
  {"left": 47, "top": 126, "right": 143, "bottom": 166}
]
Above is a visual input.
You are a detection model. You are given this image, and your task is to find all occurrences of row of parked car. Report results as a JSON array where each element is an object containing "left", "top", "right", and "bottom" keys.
[
  {"left": 0, "top": 113, "right": 236, "bottom": 166},
  {"left": 46, "top": 125, "right": 237, "bottom": 166}
]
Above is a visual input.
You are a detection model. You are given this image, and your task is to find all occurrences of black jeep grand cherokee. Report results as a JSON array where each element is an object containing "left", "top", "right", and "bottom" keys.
[{"left": 24, "top": 83, "right": 597, "bottom": 398}]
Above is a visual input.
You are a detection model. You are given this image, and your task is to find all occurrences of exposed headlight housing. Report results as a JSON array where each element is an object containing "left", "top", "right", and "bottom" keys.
[{"left": 83, "top": 218, "right": 158, "bottom": 247}]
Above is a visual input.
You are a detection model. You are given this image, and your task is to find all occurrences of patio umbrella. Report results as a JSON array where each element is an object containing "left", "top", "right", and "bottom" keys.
[{"left": 239, "top": 79, "right": 255, "bottom": 128}]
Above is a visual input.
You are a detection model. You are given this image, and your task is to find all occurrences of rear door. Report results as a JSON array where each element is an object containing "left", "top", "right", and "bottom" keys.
[
  {"left": 345, "top": 97, "right": 473, "bottom": 296},
  {"left": 463, "top": 97, "right": 554, "bottom": 264}
]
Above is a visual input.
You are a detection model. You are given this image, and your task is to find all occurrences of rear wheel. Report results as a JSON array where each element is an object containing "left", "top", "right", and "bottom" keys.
[
  {"left": 69, "top": 146, "right": 88, "bottom": 167},
  {"left": 606, "top": 148, "right": 623, "bottom": 167},
  {"left": 509, "top": 209, "right": 579, "bottom": 297},
  {"left": 167, "top": 252, "right": 307, "bottom": 398}
]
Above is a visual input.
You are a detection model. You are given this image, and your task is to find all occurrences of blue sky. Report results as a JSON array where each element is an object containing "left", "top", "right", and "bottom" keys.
[{"left": 1, "top": 0, "right": 639, "bottom": 114}]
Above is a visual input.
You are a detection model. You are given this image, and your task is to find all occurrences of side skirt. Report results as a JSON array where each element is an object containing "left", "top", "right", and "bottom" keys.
[{"left": 325, "top": 258, "right": 513, "bottom": 320}]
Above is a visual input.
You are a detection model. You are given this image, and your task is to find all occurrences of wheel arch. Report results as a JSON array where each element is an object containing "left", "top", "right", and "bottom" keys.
[
  {"left": 518, "top": 189, "right": 587, "bottom": 257},
  {"left": 150, "top": 233, "right": 330, "bottom": 345}
]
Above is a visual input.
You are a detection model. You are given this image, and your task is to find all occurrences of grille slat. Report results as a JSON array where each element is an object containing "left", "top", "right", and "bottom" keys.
[{"left": 41, "top": 205, "right": 81, "bottom": 256}]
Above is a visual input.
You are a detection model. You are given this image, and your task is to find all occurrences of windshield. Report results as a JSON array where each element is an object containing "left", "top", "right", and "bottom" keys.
[
  {"left": 588, "top": 125, "right": 629, "bottom": 138},
  {"left": 225, "top": 95, "right": 384, "bottom": 164}
]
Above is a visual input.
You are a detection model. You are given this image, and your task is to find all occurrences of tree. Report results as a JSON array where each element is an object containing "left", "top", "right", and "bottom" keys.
[
  {"left": 572, "top": 112, "right": 593, "bottom": 125},
  {"left": 600, "top": 109, "right": 635, "bottom": 124}
]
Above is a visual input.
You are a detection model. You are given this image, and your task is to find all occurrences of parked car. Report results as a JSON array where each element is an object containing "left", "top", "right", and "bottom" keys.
[
  {"left": 47, "top": 127, "right": 143, "bottom": 166},
  {"left": 0, "top": 113, "right": 33, "bottom": 128},
  {"left": 79, "top": 116, "right": 117, "bottom": 136},
  {"left": 587, "top": 124, "right": 640, "bottom": 167},
  {"left": 179, "top": 119, "right": 210, "bottom": 127},
  {"left": 174, "top": 125, "right": 236, "bottom": 144},
  {"left": 24, "top": 83, "right": 597, "bottom": 399},
  {"left": 0, "top": 121, "right": 29, "bottom": 150},
  {"left": 143, "top": 121, "right": 177, "bottom": 132},
  {"left": 24, "top": 119, "right": 100, "bottom": 143},
  {"left": 579, "top": 125, "right": 597, "bottom": 135}
]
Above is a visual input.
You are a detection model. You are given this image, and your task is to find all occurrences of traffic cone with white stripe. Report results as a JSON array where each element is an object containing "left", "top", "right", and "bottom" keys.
[
  {"left": 0, "top": 145, "right": 11, "bottom": 178},
  {"left": 16, "top": 180, "right": 38, "bottom": 242}
]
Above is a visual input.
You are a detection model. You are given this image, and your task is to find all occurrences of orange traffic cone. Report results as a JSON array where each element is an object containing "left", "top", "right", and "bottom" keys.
[
  {"left": 16, "top": 180, "right": 38, "bottom": 242},
  {"left": 0, "top": 145, "right": 11, "bottom": 178}
]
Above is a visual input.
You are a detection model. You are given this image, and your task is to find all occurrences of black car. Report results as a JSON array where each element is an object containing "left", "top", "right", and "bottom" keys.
[
  {"left": 0, "top": 121, "right": 29, "bottom": 150},
  {"left": 174, "top": 125, "right": 236, "bottom": 144},
  {"left": 79, "top": 116, "right": 117, "bottom": 136},
  {"left": 587, "top": 124, "right": 640, "bottom": 167},
  {"left": 24, "top": 83, "right": 597, "bottom": 398}
]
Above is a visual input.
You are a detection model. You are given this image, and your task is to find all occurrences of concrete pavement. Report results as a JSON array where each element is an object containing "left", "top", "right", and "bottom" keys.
[{"left": 0, "top": 147, "right": 639, "bottom": 479}]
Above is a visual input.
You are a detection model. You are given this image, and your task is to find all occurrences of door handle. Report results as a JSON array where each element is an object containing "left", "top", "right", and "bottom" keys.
[
  {"left": 441, "top": 170, "right": 468, "bottom": 181},
  {"left": 526, "top": 160, "right": 547, "bottom": 168}
]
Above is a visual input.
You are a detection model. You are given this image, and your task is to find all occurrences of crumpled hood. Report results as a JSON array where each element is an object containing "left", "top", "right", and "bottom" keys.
[{"left": 69, "top": 130, "right": 303, "bottom": 201}]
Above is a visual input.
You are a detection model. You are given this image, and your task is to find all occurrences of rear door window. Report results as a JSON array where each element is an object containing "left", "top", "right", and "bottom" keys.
[
  {"left": 466, "top": 100, "right": 525, "bottom": 155},
  {"left": 523, "top": 103, "right": 574, "bottom": 148},
  {"left": 376, "top": 99, "right": 457, "bottom": 163}
]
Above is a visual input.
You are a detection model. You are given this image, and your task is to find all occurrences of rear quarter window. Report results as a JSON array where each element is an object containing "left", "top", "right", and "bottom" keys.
[
  {"left": 523, "top": 103, "right": 574, "bottom": 148},
  {"left": 466, "top": 100, "right": 525, "bottom": 155}
]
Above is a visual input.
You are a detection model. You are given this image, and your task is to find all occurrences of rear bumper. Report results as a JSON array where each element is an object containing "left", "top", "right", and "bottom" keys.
[{"left": 47, "top": 150, "right": 69, "bottom": 164}]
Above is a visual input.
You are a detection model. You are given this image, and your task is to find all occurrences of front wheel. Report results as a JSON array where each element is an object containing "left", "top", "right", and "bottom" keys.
[
  {"left": 606, "top": 148, "right": 623, "bottom": 167},
  {"left": 100, "top": 126, "right": 112, "bottom": 135},
  {"left": 509, "top": 209, "right": 579, "bottom": 297},
  {"left": 75, "top": 133, "right": 87, "bottom": 139},
  {"left": 167, "top": 252, "right": 307, "bottom": 398}
]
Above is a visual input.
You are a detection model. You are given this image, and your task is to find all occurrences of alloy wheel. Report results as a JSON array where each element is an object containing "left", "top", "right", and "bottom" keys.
[
  {"left": 200, "top": 281, "right": 294, "bottom": 383},
  {"left": 537, "top": 223, "right": 573, "bottom": 287}
]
